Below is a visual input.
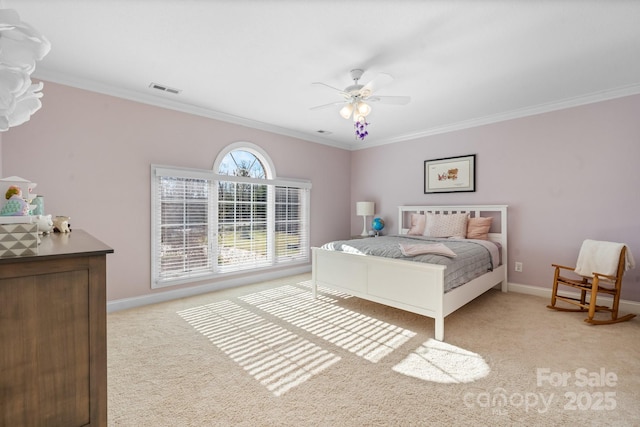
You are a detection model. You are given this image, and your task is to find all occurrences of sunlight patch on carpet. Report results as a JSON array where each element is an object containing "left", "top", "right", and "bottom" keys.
[
  {"left": 392, "top": 338, "right": 490, "bottom": 383},
  {"left": 239, "top": 285, "right": 416, "bottom": 363},
  {"left": 177, "top": 300, "right": 340, "bottom": 397}
]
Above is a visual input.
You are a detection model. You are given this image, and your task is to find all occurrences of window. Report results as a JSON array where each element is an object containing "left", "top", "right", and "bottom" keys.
[
  {"left": 218, "top": 149, "right": 266, "bottom": 178},
  {"left": 152, "top": 167, "right": 215, "bottom": 286},
  {"left": 151, "top": 144, "right": 311, "bottom": 288}
]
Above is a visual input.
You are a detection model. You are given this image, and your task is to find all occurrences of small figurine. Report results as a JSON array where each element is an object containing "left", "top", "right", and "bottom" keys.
[
  {"left": 53, "top": 215, "right": 71, "bottom": 233},
  {"left": 0, "top": 185, "right": 30, "bottom": 216},
  {"left": 34, "top": 214, "right": 54, "bottom": 234}
]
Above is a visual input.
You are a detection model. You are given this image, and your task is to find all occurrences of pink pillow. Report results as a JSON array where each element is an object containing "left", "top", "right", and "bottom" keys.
[
  {"left": 424, "top": 213, "right": 468, "bottom": 238},
  {"left": 467, "top": 217, "right": 493, "bottom": 240},
  {"left": 407, "top": 214, "right": 426, "bottom": 235}
]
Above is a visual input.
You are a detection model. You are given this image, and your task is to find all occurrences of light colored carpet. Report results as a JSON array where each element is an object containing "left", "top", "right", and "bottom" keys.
[{"left": 107, "top": 274, "right": 640, "bottom": 426}]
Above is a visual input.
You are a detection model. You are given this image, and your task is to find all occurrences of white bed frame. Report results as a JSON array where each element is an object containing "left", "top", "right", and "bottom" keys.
[{"left": 311, "top": 205, "right": 508, "bottom": 341}]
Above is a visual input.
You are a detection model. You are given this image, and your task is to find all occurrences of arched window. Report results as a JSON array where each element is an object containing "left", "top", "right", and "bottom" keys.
[
  {"left": 151, "top": 142, "right": 310, "bottom": 288},
  {"left": 214, "top": 141, "right": 274, "bottom": 179},
  {"left": 218, "top": 150, "right": 266, "bottom": 178}
]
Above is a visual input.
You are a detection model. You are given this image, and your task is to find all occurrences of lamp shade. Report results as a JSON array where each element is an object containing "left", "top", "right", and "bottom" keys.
[
  {"left": 356, "top": 201, "right": 374, "bottom": 216},
  {"left": 356, "top": 101, "right": 371, "bottom": 116},
  {"left": 339, "top": 103, "right": 354, "bottom": 119}
]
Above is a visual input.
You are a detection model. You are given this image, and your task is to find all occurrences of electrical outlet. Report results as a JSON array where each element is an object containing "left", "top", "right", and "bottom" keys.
[{"left": 515, "top": 261, "right": 523, "bottom": 272}]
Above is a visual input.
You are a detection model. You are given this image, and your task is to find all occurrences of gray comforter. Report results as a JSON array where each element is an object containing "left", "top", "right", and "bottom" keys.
[{"left": 320, "top": 235, "right": 499, "bottom": 292}]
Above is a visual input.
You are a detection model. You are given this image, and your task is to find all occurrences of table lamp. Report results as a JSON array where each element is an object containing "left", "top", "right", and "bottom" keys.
[{"left": 356, "top": 201, "right": 375, "bottom": 237}]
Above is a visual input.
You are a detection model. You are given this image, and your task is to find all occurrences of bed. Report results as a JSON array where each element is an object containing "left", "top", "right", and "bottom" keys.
[{"left": 311, "top": 205, "right": 508, "bottom": 341}]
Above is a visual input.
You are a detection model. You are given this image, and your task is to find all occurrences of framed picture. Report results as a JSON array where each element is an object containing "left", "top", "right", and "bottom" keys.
[{"left": 424, "top": 154, "right": 476, "bottom": 193}]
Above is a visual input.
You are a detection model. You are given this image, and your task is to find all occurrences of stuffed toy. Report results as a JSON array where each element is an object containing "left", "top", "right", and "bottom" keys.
[
  {"left": 34, "top": 214, "right": 54, "bottom": 234},
  {"left": 53, "top": 215, "right": 71, "bottom": 233}
]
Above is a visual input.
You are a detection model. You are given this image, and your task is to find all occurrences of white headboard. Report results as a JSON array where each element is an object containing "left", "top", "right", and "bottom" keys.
[{"left": 398, "top": 204, "right": 508, "bottom": 264}]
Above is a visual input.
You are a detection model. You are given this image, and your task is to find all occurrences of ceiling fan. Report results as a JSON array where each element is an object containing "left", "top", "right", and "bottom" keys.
[{"left": 311, "top": 69, "right": 411, "bottom": 140}]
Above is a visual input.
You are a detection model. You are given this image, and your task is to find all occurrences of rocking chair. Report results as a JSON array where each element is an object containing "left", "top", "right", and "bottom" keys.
[{"left": 547, "top": 240, "right": 636, "bottom": 325}]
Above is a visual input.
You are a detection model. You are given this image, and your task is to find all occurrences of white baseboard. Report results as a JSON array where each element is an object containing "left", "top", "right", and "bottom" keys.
[
  {"left": 507, "top": 281, "right": 640, "bottom": 315},
  {"left": 107, "top": 265, "right": 311, "bottom": 313},
  {"left": 108, "top": 272, "right": 640, "bottom": 316}
]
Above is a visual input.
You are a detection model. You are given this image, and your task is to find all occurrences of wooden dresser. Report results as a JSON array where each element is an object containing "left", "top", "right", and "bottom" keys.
[{"left": 0, "top": 230, "right": 113, "bottom": 427}]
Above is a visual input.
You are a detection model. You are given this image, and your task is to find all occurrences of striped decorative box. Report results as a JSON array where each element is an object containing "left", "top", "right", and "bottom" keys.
[{"left": 0, "top": 223, "right": 38, "bottom": 257}]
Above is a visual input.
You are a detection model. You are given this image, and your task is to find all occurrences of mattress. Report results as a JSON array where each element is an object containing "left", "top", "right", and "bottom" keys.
[{"left": 320, "top": 235, "right": 499, "bottom": 292}]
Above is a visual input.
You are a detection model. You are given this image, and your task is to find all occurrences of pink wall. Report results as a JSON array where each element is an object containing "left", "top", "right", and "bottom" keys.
[
  {"left": 1, "top": 82, "right": 351, "bottom": 301},
  {"left": 3, "top": 81, "right": 639, "bottom": 303},
  {"left": 351, "top": 94, "right": 640, "bottom": 301}
]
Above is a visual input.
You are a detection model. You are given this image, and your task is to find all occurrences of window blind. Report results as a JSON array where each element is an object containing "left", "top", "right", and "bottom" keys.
[
  {"left": 274, "top": 186, "right": 309, "bottom": 263},
  {"left": 216, "top": 180, "right": 310, "bottom": 273},
  {"left": 152, "top": 170, "right": 215, "bottom": 287}
]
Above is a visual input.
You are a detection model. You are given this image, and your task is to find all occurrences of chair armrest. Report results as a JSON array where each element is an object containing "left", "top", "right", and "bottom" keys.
[
  {"left": 551, "top": 263, "right": 576, "bottom": 271},
  {"left": 593, "top": 272, "right": 617, "bottom": 281}
]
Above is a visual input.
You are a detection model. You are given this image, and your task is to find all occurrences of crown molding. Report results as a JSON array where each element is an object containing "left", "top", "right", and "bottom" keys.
[{"left": 352, "top": 83, "right": 640, "bottom": 150}]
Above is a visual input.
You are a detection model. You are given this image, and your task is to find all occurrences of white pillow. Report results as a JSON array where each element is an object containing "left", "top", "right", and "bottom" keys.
[
  {"left": 399, "top": 242, "right": 457, "bottom": 258},
  {"left": 407, "top": 213, "right": 426, "bottom": 235},
  {"left": 423, "top": 213, "right": 468, "bottom": 238}
]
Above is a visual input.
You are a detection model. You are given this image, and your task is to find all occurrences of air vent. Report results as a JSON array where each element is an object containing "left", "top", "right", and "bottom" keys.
[{"left": 149, "top": 82, "right": 182, "bottom": 94}]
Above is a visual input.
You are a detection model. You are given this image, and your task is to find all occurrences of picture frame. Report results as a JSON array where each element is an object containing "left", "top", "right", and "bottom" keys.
[{"left": 424, "top": 154, "right": 476, "bottom": 193}]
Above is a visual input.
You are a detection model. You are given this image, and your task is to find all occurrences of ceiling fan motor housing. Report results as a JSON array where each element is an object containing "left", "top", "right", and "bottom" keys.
[
  {"left": 345, "top": 84, "right": 364, "bottom": 95},
  {"left": 345, "top": 69, "right": 366, "bottom": 97}
]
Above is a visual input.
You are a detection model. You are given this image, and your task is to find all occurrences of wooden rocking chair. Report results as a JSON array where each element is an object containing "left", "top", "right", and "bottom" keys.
[{"left": 547, "top": 240, "right": 636, "bottom": 325}]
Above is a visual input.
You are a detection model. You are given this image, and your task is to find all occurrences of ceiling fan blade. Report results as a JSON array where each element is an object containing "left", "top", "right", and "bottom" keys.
[
  {"left": 361, "top": 73, "right": 394, "bottom": 96},
  {"left": 367, "top": 95, "right": 411, "bottom": 105},
  {"left": 312, "top": 81, "right": 349, "bottom": 97},
  {"left": 310, "top": 100, "right": 346, "bottom": 111}
]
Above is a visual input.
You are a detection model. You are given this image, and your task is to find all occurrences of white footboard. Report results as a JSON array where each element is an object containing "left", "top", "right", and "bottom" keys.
[
  {"left": 312, "top": 248, "right": 506, "bottom": 341},
  {"left": 312, "top": 247, "right": 449, "bottom": 339}
]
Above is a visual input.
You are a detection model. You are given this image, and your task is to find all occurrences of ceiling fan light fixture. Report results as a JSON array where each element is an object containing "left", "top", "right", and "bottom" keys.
[
  {"left": 339, "top": 103, "right": 354, "bottom": 119},
  {"left": 312, "top": 68, "right": 408, "bottom": 141},
  {"left": 356, "top": 101, "right": 371, "bottom": 117}
]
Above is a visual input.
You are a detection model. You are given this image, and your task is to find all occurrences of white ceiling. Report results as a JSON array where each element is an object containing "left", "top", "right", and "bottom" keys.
[{"left": 6, "top": 0, "right": 640, "bottom": 150}]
